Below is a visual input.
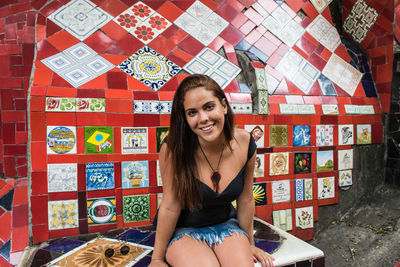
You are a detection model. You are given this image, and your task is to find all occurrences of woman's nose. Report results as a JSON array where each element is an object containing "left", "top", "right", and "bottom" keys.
[{"left": 198, "top": 110, "right": 208, "bottom": 122}]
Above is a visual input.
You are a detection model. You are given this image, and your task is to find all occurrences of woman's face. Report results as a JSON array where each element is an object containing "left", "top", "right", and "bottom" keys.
[{"left": 183, "top": 86, "right": 227, "bottom": 145}]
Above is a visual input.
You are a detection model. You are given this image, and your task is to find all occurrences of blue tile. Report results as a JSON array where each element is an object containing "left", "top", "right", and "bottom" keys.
[
  {"left": 362, "top": 72, "right": 374, "bottom": 82},
  {"left": 135, "top": 256, "right": 152, "bottom": 266},
  {"left": 255, "top": 239, "right": 280, "bottom": 253},
  {"left": 43, "top": 238, "right": 85, "bottom": 254},
  {"left": 318, "top": 74, "right": 337, "bottom": 96},
  {"left": 0, "top": 189, "right": 14, "bottom": 211},
  {"left": 117, "top": 229, "right": 154, "bottom": 243},
  {"left": 249, "top": 46, "right": 269, "bottom": 62},
  {"left": 274, "top": 0, "right": 285, "bottom": 4},
  {"left": 235, "top": 40, "right": 252, "bottom": 51},
  {"left": 138, "top": 232, "right": 156, "bottom": 246},
  {"left": 238, "top": 83, "right": 252, "bottom": 93},
  {"left": 245, "top": 51, "right": 259, "bottom": 62},
  {"left": 0, "top": 240, "right": 10, "bottom": 262},
  {"left": 361, "top": 80, "right": 378, "bottom": 97}
]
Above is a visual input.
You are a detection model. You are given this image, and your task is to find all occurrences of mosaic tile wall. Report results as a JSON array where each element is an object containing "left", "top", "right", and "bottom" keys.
[{"left": 0, "top": 0, "right": 394, "bottom": 264}]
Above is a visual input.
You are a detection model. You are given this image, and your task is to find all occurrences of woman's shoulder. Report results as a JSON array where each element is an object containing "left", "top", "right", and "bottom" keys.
[{"left": 233, "top": 128, "right": 251, "bottom": 146}]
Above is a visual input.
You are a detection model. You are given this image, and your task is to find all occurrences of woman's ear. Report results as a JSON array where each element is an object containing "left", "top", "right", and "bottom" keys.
[{"left": 221, "top": 98, "right": 228, "bottom": 115}]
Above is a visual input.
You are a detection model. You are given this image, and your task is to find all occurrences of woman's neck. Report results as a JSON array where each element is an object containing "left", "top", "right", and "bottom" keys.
[{"left": 197, "top": 135, "right": 226, "bottom": 153}]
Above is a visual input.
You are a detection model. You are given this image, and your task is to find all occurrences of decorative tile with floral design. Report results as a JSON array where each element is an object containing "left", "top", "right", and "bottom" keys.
[
  {"left": 118, "top": 46, "right": 181, "bottom": 91},
  {"left": 48, "top": 200, "right": 79, "bottom": 230},
  {"left": 270, "top": 152, "right": 289, "bottom": 176},
  {"left": 76, "top": 98, "right": 105, "bottom": 112},
  {"left": 294, "top": 152, "right": 312, "bottom": 174},
  {"left": 84, "top": 126, "right": 113, "bottom": 154},
  {"left": 273, "top": 209, "right": 292, "bottom": 231},
  {"left": 318, "top": 176, "right": 335, "bottom": 199},
  {"left": 87, "top": 198, "right": 116, "bottom": 225},
  {"left": 253, "top": 183, "right": 267, "bottom": 206},
  {"left": 122, "top": 127, "right": 148, "bottom": 154},
  {"left": 316, "top": 125, "right": 334, "bottom": 146},
  {"left": 338, "top": 149, "right": 353, "bottom": 170},
  {"left": 295, "top": 179, "right": 313, "bottom": 201},
  {"left": 339, "top": 170, "right": 352, "bottom": 187},
  {"left": 122, "top": 161, "right": 149, "bottom": 188},
  {"left": 356, "top": 124, "right": 371, "bottom": 144},
  {"left": 271, "top": 180, "right": 290, "bottom": 203},
  {"left": 270, "top": 125, "right": 288, "bottom": 147},
  {"left": 48, "top": 163, "right": 78, "bottom": 192},
  {"left": 47, "top": 126, "right": 77, "bottom": 154},
  {"left": 86, "top": 162, "right": 114, "bottom": 190},
  {"left": 295, "top": 206, "right": 313, "bottom": 229},
  {"left": 46, "top": 97, "right": 76, "bottom": 112},
  {"left": 123, "top": 195, "right": 150, "bottom": 223}
]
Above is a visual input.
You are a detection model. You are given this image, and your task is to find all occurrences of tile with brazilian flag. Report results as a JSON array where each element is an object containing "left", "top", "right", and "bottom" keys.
[{"left": 85, "top": 126, "right": 113, "bottom": 154}]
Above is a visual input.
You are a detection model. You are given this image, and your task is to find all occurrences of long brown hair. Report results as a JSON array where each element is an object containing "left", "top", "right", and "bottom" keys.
[{"left": 167, "top": 74, "right": 234, "bottom": 210}]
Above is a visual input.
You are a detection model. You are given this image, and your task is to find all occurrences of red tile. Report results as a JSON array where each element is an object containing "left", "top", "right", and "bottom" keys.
[
  {"left": 116, "top": 34, "right": 144, "bottom": 55},
  {"left": 99, "top": 0, "right": 128, "bottom": 17},
  {"left": 84, "top": 30, "right": 115, "bottom": 54},
  {"left": 0, "top": 211, "right": 11, "bottom": 242},
  {"left": 12, "top": 204, "right": 29, "bottom": 228},
  {"left": 106, "top": 71, "right": 128, "bottom": 90},
  {"left": 157, "top": 1, "right": 184, "bottom": 22},
  {"left": 106, "top": 113, "right": 133, "bottom": 126},
  {"left": 101, "top": 21, "right": 129, "bottom": 41},
  {"left": 13, "top": 187, "right": 28, "bottom": 206},
  {"left": 31, "top": 171, "right": 47, "bottom": 195},
  {"left": 77, "top": 113, "right": 106, "bottom": 126},
  {"left": 31, "top": 195, "right": 48, "bottom": 224},
  {"left": 32, "top": 224, "right": 48, "bottom": 244},
  {"left": 178, "top": 35, "right": 204, "bottom": 56},
  {"left": 134, "top": 114, "right": 160, "bottom": 127},
  {"left": 220, "top": 24, "right": 245, "bottom": 46},
  {"left": 11, "top": 226, "right": 29, "bottom": 252},
  {"left": 215, "top": 1, "right": 241, "bottom": 22},
  {"left": 36, "top": 39, "right": 59, "bottom": 61},
  {"left": 166, "top": 53, "right": 186, "bottom": 67},
  {"left": 148, "top": 34, "right": 176, "bottom": 56},
  {"left": 49, "top": 228, "right": 79, "bottom": 239}
]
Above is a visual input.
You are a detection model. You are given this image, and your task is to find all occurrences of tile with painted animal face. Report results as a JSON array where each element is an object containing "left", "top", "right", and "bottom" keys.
[
  {"left": 253, "top": 182, "right": 267, "bottom": 206},
  {"left": 316, "top": 150, "right": 334, "bottom": 172},
  {"left": 273, "top": 209, "right": 292, "bottom": 231},
  {"left": 47, "top": 126, "right": 77, "bottom": 154},
  {"left": 294, "top": 152, "right": 312, "bottom": 174},
  {"left": 85, "top": 126, "right": 113, "bottom": 154},
  {"left": 356, "top": 124, "right": 371, "bottom": 144},
  {"left": 86, "top": 162, "right": 115, "bottom": 191},
  {"left": 122, "top": 161, "right": 149, "bottom": 189},
  {"left": 318, "top": 176, "right": 335, "bottom": 199},
  {"left": 48, "top": 199, "right": 79, "bottom": 230},
  {"left": 338, "top": 149, "right": 353, "bottom": 170},
  {"left": 339, "top": 170, "right": 352, "bottom": 187},
  {"left": 123, "top": 195, "right": 150, "bottom": 223},
  {"left": 87, "top": 197, "right": 116, "bottom": 225},
  {"left": 316, "top": 125, "right": 334, "bottom": 146},
  {"left": 48, "top": 163, "right": 78, "bottom": 192},
  {"left": 121, "top": 127, "right": 148, "bottom": 154},
  {"left": 270, "top": 152, "right": 289, "bottom": 176},
  {"left": 295, "top": 206, "right": 313, "bottom": 229},
  {"left": 271, "top": 180, "right": 290, "bottom": 203},
  {"left": 293, "top": 125, "right": 311, "bottom": 147},
  {"left": 295, "top": 178, "right": 313, "bottom": 201},
  {"left": 269, "top": 125, "right": 288, "bottom": 147}
]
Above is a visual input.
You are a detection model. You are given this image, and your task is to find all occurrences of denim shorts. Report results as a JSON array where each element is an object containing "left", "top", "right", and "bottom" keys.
[{"left": 168, "top": 218, "right": 248, "bottom": 247}]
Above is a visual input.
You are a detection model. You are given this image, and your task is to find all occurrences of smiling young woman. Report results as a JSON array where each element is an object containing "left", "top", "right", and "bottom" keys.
[{"left": 149, "top": 74, "right": 274, "bottom": 267}]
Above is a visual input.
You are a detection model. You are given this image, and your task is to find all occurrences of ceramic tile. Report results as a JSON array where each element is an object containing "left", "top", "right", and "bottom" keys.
[
  {"left": 46, "top": 97, "right": 76, "bottom": 112},
  {"left": 43, "top": 238, "right": 85, "bottom": 254},
  {"left": 255, "top": 68, "right": 267, "bottom": 90},
  {"left": 276, "top": 19, "right": 305, "bottom": 47},
  {"left": 316, "top": 150, "right": 334, "bottom": 172},
  {"left": 76, "top": 98, "right": 105, "bottom": 112},
  {"left": 295, "top": 179, "right": 313, "bottom": 201},
  {"left": 322, "top": 104, "right": 339, "bottom": 115},
  {"left": 343, "top": 0, "right": 378, "bottom": 43},
  {"left": 118, "top": 46, "right": 181, "bottom": 91},
  {"left": 269, "top": 152, "right": 289, "bottom": 176},
  {"left": 338, "top": 124, "right": 354, "bottom": 145},
  {"left": 258, "top": 90, "right": 269, "bottom": 114},
  {"left": 122, "top": 161, "right": 149, "bottom": 188},
  {"left": 48, "top": 0, "right": 112, "bottom": 41},
  {"left": 0, "top": 240, "right": 11, "bottom": 262},
  {"left": 292, "top": 71, "right": 314, "bottom": 94},
  {"left": 86, "top": 162, "right": 114, "bottom": 190},
  {"left": 316, "top": 125, "right": 334, "bottom": 146},
  {"left": 117, "top": 228, "right": 153, "bottom": 243},
  {"left": 339, "top": 170, "right": 352, "bottom": 187},
  {"left": 266, "top": 73, "right": 280, "bottom": 94},
  {"left": 245, "top": 125, "right": 265, "bottom": 147},
  {"left": 84, "top": 126, "right": 113, "bottom": 154},
  {"left": 47, "top": 126, "right": 77, "bottom": 154},
  {"left": 121, "top": 127, "right": 148, "bottom": 154},
  {"left": 186, "top": 0, "right": 213, "bottom": 22},
  {"left": 41, "top": 42, "right": 114, "bottom": 88},
  {"left": 293, "top": 125, "right": 311, "bottom": 146},
  {"left": 310, "top": 0, "right": 332, "bottom": 13},
  {"left": 344, "top": 104, "right": 359, "bottom": 114},
  {"left": 248, "top": 46, "right": 269, "bottom": 62},
  {"left": 356, "top": 124, "right": 371, "bottom": 144},
  {"left": 317, "top": 74, "right": 336, "bottom": 96},
  {"left": 254, "top": 154, "right": 265, "bottom": 177},
  {"left": 338, "top": 149, "right": 353, "bottom": 170},
  {"left": 271, "top": 180, "right": 290, "bottom": 203},
  {"left": 123, "top": 195, "right": 150, "bottom": 222},
  {"left": 318, "top": 176, "right": 335, "bottom": 199},
  {"left": 156, "top": 160, "right": 162, "bottom": 186},
  {"left": 295, "top": 206, "right": 313, "bottom": 229},
  {"left": 48, "top": 199, "right": 79, "bottom": 230},
  {"left": 269, "top": 125, "right": 288, "bottom": 147},
  {"left": 253, "top": 183, "right": 267, "bottom": 206},
  {"left": 156, "top": 127, "right": 169, "bottom": 153},
  {"left": 273, "top": 209, "right": 292, "bottom": 231},
  {"left": 294, "top": 152, "right": 312, "bottom": 174},
  {"left": 184, "top": 48, "right": 241, "bottom": 89},
  {"left": 275, "top": 49, "right": 304, "bottom": 81},
  {"left": 230, "top": 102, "right": 252, "bottom": 114},
  {"left": 48, "top": 163, "right": 78, "bottom": 192},
  {"left": 87, "top": 197, "right": 116, "bottom": 225},
  {"left": 279, "top": 104, "right": 298, "bottom": 114},
  {"left": 336, "top": 64, "right": 362, "bottom": 97},
  {"left": 134, "top": 100, "right": 160, "bottom": 114}
]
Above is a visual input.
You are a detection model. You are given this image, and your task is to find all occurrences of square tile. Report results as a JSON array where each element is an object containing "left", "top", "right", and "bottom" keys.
[
  {"left": 269, "top": 125, "right": 288, "bottom": 147},
  {"left": 276, "top": 19, "right": 305, "bottom": 47},
  {"left": 316, "top": 125, "right": 334, "bottom": 146},
  {"left": 86, "top": 162, "right": 114, "bottom": 190},
  {"left": 121, "top": 127, "right": 148, "bottom": 154},
  {"left": 254, "top": 154, "right": 265, "bottom": 177},
  {"left": 271, "top": 180, "right": 290, "bottom": 203},
  {"left": 118, "top": 46, "right": 181, "bottom": 91},
  {"left": 318, "top": 176, "right": 335, "bottom": 199},
  {"left": 253, "top": 183, "right": 267, "bottom": 206},
  {"left": 338, "top": 149, "right": 353, "bottom": 170},
  {"left": 294, "top": 152, "right": 312, "bottom": 174},
  {"left": 293, "top": 125, "right": 311, "bottom": 146},
  {"left": 121, "top": 161, "right": 149, "bottom": 188},
  {"left": 134, "top": 100, "right": 160, "bottom": 114},
  {"left": 338, "top": 124, "right": 354, "bottom": 145},
  {"left": 47, "top": 126, "right": 77, "bottom": 154},
  {"left": 87, "top": 197, "right": 116, "bottom": 225},
  {"left": 339, "top": 170, "right": 352, "bottom": 187},
  {"left": 316, "top": 150, "right": 334, "bottom": 172},
  {"left": 295, "top": 179, "right": 313, "bottom": 201},
  {"left": 356, "top": 124, "right": 371, "bottom": 144},
  {"left": 84, "top": 126, "right": 113, "bottom": 154},
  {"left": 269, "top": 152, "right": 289, "bottom": 176},
  {"left": 48, "top": 199, "right": 79, "bottom": 230},
  {"left": 123, "top": 195, "right": 150, "bottom": 222},
  {"left": 48, "top": 163, "right": 78, "bottom": 192},
  {"left": 310, "top": 0, "right": 332, "bottom": 13},
  {"left": 295, "top": 206, "right": 313, "bottom": 229},
  {"left": 273, "top": 209, "right": 292, "bottom": 231},
  {"left": 48, "top": 0, "right": 112, "bottom": 41},
  {"left": 245, "top": 125, "right": 265, "bottom": 147}
]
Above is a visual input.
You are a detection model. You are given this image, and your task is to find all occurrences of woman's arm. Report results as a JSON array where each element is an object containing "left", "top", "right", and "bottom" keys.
[{"left": 149, "top": 143, "right": 182, "bottom": 266}]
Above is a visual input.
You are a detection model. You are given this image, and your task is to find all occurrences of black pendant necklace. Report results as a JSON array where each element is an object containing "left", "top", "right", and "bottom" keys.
[{"left": 199, "top": 143, "right": 224, "bottom": 191}]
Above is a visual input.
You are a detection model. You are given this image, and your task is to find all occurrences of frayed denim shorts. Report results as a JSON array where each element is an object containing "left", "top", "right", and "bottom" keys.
[{"left": 168, "top": 218, "right": 248, "bottom": 247}]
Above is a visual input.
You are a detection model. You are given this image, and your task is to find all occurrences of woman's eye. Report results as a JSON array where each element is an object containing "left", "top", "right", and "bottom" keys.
[
  {"left": 187, "top": 111, "right": 196, "bottom": 116},
  {"left": 205, "top": 105, "right": 214, "bottom": 110}
]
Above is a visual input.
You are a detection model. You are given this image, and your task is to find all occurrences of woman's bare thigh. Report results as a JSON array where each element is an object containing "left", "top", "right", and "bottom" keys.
[
  {"left": 166, "top": 235, "right": 220, "bottom": 267},
  {"left": 213, "top": 234, "right": 253, "bottom": 267}
]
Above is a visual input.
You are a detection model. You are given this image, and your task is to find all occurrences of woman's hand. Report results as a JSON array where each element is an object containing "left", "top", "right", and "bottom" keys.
[
  {"left": 148, "top": 258, "right": 169, "bottom": 267},
  {"left": 251, "top": 245, "right": 275, "bottom": 267}
]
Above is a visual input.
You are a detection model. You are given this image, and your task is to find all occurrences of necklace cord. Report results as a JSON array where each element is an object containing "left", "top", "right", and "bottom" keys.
[{"left": 199, "top": 144, "right": 224, "bottom": 172}]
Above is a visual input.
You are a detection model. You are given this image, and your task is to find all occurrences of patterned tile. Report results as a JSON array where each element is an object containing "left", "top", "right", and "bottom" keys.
[
  {"left": 86, "top": 162, "right": 114, "bottom": 190},
  {"left": 306, "top": 15, "right": 340, "bottom": 52},
  {"left": 322, "top": 104, "right": 339, "bottom": 115},
  {"left": 295, "top": 179, "right": 313, "bottom": 201},
  {"left": 87, "top": 197, "right": 116, "bottom": 225},
  {"left": 84, "top": 126, "right": 113, "bottom": 154},
  {"left": 47, "top": 126, "right": 77, "bottom": 154},
  {"left": 118, "top": 46, "right": 181, "bottom": 91},
  {"left": 272, "top": 209, "right": 292, "bottom": 231},
  {"left": 269, "top": 125, "right": 288, "bottom": 147},
  {"left": 271, "top": 180, "right": 290, "bottom": 203},
  {"left": 245, "top": 125, "right": 265, "bottom": 147},
  {"left": 255, "top": 68, "right": 268, "bottom": 90},
  {"left": 317, "top": 176, "right": 335, "bottom": 199},
  {"left": 253, "top": 183, "right": 267, "bottom": 206},
  {"left": 134, "top": 100, "right": 160, "bottom": 114},
  {"left": 293, "top": 125, "right": 311, "bottom": 146},
  {"left": 295, "top": 206, "right": 313, "bottom": 229},
  {"left": 47, "top": 164, "right": 78, "bottom": 192},
  {"left": 316, "top": 150, "right": 334, "bottom": 172},
  {"left": 48, "top": 199, "right": 79, "bottom": 230},
  {"left": 123, "top": 195, "right": 150, "bottom": 223},
  {"left": 41, "top": 43, "right": 114, "bottom": 88},
  {"left": 310, "top": 0, "right": 333, "bottom": 13},
  {"left": 258, "top": 90, "right": 268, "bottom": 115},
  {"left": 231, "top": 102, "right": 253, "bottom": 114},
  {"left": 121, "top": 127, "right": 148, "bottom": 154},
  {"left": 46, "top": 98, "right": 76, "bottom": 112},
  {"left": 317, "top": 74, "right": 336, "bottom": 96},
  {"left": 316, "top": 125, "right": 334, "bottom": 146},
  {"left": 276, "top": 19, "right": 305, "bottom": 48},
  {"left": 343, "top": 0, "right": 378, "bottom": 43},
  {"left": 48, "top": 0, "right": 112, "bottom": 41},
  {"left": 269, "top": 152, "right": 289, "bottom": 176},
  {"left": 339, "top": 170, "right": 352, "bottom": 187},
  {"left": 122, "top": 161, "right": 149, "bottom": 188},
  {"left": 254, "top": 154, "right": 265, "bottom": 177},
  {"left": 338, "top": 149, "right": 353, "bottom": 170},
  {"left": 338, "top": 124, "right": 354, "bottom": 145},
  {"left": 356, "top": 124, "right": 371, "bottom": 144},
  {"left": 294, "top": 152, "right": 312, "bottom": 174},
  {"left": 184, "top": 48, "right": 241, "bottom": 89},
  {"left": 76, "top": 98, "right": 105, "bottom": 112}
]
